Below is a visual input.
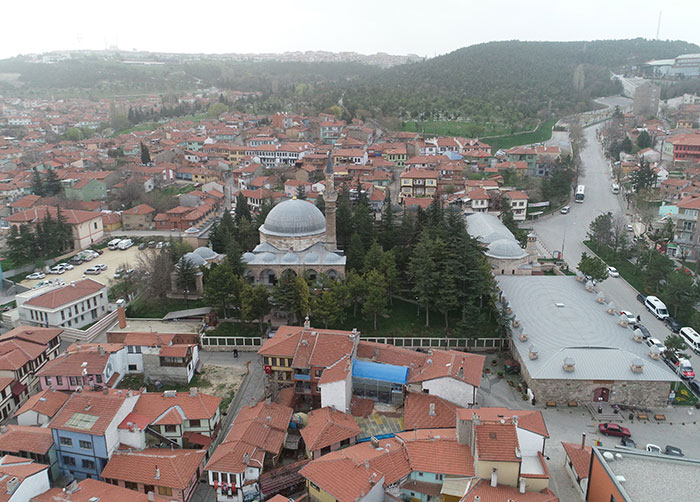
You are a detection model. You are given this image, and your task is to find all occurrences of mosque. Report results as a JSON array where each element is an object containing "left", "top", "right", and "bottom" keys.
[{"left": 242, "top": 154, "right": 346, "bottom": 284}]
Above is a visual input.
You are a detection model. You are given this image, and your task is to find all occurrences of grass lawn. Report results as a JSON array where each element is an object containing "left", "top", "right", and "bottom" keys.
[
  {"left": 485, "top": 119, "right": 558, "bottom": 151},
  {"left": 584, "top": 241, "right": 647, "bottom": 293},
  {"left": 328, "top": 298, "right": 498, "bottom": 338},
  {"left": 401, "top": 120, "right": 530, "bottom": 138},
  {"left": 126, "top": 297, "right": 207, "bottom": 318},
  {"left": 208, "top": 322, "right": 265, "bottom": 337},
  {"left": 672, "top": 381, "right": 699, "bottom": 406}
]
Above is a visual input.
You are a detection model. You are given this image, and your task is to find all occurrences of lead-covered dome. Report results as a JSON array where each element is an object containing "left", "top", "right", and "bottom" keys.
[
  {"left": 486, "top": 239, "right": 529, "bottom": 260},
  {"left": 260, "top": 198, "right": 326, "bottom": 237}
]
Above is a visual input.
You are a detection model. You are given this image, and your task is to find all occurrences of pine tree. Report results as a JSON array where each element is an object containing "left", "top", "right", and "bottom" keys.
[
  {"left": 44, "top": 169, "right": 61, "bottom": 196},
  {"left": 176, "top": 257, "right": 198, "bottom": 304},
  {"left": 295, "top": 184, "right": 307, "bottom": 200},
  {"left": 315, "top": 193, "right": 325, "bottom": 213},
  {"left": 31, "top": 168, "right": 44, "bottom": 196},
  {"left": 362, "top": 270, "right": 388, "bottom": 331},
  {"left": 140, "top": 142, "right": 151, "bottom": 165},
  {"left": 346, "top": 233, "right": 365, "bottom": 272},
  {"left": 410, "top": 234, "right": 438, "bottom": 327},
  {"left": 379, "top": 189, "right": 395, "bottom": 249},
  {"left": 241, "top": 284, "right": 272, "bottom": 333},
  {"left": 203, "top": 263, "right": 239, "bottom": 318},
  {"left": 234, "top": 193, "right": 251, "bottom": 225},
  {"left": 312, "top": 290, "right": 340, "bottom": 329}
]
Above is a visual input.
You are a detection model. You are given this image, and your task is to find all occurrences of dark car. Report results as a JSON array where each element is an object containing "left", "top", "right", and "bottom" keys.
[
  {"left": 635, "top": 324, "right": 651, "bottom": 339},
  {"left": 620, "top": 437, "right": 637, "bottom": 448},
  {"left": 69, "top": 256, "right": 83, "bottom": 265},
  {"left": 636, "top": 293, "right": 646, "bottom": 304},
  {"left": 664, "top": 445, "right": 684, "bottom": 457},
  {"left": 598, "top": 423, "right": 631, "bottom": 438},
  {"left": 665, "top": 316, "right": 681, "bottom": 333},
  {"left": 689, "top": 380, "right": 700, "bottom": 396},
  {"left": 138, "top": 243, "right": 147, "bottom": 250}
]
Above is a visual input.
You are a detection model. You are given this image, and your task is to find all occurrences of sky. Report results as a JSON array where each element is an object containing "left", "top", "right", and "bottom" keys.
[{"left": 1, "top": 0, "right": 699, "bottom": 59}]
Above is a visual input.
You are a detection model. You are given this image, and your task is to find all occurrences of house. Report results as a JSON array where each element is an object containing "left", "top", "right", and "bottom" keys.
[
  {"left": 4, "top": 206, "right": 104, "bottom": 250},
  {"left": 101, "top": 212, "right": 122, "bottom": 232},
  {"left": 49, "top": 389, "right": 140, "bottom": 480},
  {"left": 320, "top": 122, "right": 344, "bottom": 145},
  {"left": 8, "top": 195, "right": 41, "bottom": 214},
  {"left": 0, "top": 455, "right": 50, "bottom": 502},
  {"left": 534, "top": 146, "right": 561, "bottom": 177},
  {"left": 64, "top": 178, "right": 107, "bottom": 202},
  {"left": 300, "top": 407, "right": 361, "bottom": 459},
  {"left": 38, "top": 343, "right": 127, "bottom": 391},
  {"left": 122, "top": 204, "right": 156, "bottom": 230},
  {"left": 126, "top": 389, "right": 222, "bottom": 449},
  {"left": 399, "top": 169, "right": 438, "bottom": 200},
  {"left": 0, "top": 327, "right": 62, "bottom": 419},
  {"left": 403, "top": 392, "right": 457, "bottom": 430},
  {"left": 16, "top": 279, "right": 109, "bottom": 329},
  {"left": 14, "top": 388, "right": 69, "bottom": 426},
  {"left": 671, "top": 195, "right": 700, "bottom": 260},
  {"left": 0, "top": 425, "right": 59, "bottom": 482},
  {"left": 505, "top": 190, "right": 529, "bottom": 221},
  {"left": 33, "top": 477, "right": 169, "bottom": 502},
  {"left": 101, "top": 448, "right": 206, "bottom": 502},
  {"left": 506, "top": 146, "right": 537, "bottom": 174},
  {"left": 283, "top": 180, "right": 312, "bottom": 198},
  {"left": 666, "top": 133, "right": 700, "bottom": 163},
  {"left": 205, "top": 401, "right": 293, "bottom": 502},
  {"left": 660, "top": 179, "right": 690, "bottom": 202},
  {"left": 561, "top": 440, "right": 592, "bottom": 500}
]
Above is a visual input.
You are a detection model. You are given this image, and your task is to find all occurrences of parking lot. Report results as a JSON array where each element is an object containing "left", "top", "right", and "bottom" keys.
[{"left": 20, "top": 245, "right": 150, "bottom": 289}]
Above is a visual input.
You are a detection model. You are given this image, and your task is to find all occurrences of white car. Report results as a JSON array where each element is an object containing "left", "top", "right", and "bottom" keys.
[
  {"left": 57, "top": 262, "right": 74, "bottom": 270},
  {"left": 184, "top": 227, "right": 199, "bottom": 234},
  {"left": 560, "top": 206, "right": 570, "bottom": 214},
  {"left": 95, "top": 264, "right": 108, "bottom": 271},
  {"left": 645, "top": 337, "right": 666, "bottom": 353},
  {"left": 49, "top": 265, "right": 65, "bottom": 275},
  {"left": 619, "top": 310, "right": 638, "bottom": 325},
  {"left": 626, "top": 224, "right": 634, "bottom": 232},
  {"left": 607, "top": 266, "right": 619, "bottom": 277},
  {"left": 84, "top": 266, "right": 101, "bottom": 275},
  {"left": 646, "top": 444, "right": 662, "bottom": 454},
  {"left": 26, "top": 272, "right": 46, "bottom": 280},
  {"left": 34, "top": 280, "right": 53, "bottom": 289}
]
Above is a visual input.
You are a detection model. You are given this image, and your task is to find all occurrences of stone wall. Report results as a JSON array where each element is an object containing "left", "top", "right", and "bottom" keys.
[
  {"left": 143, "top": 353, "right": 191, "bottom": 385},
  {"left": 261, "top": 232, "right": 325, "bottom": 252}
]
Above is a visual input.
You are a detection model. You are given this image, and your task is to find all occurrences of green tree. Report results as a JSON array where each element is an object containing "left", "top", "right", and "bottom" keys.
[
  {"left": 64, "top": 127, "right": 83, "bottom": 142},
  {"left": 379, "top": 189, "right": 396, "bottom": 249},
  {"left": 665, "top": 334, "right": 687, "bottom": 355},
  {"left": 637, "top": 130, "right": 652, "bottom": 149},
  {"left": 346, "top": 233, "right": 365, "bottom": 272},
  {"left": 500, "top": 203, "right": 527, "bottom": 247},
  {"left": 225, "top": 240, "right": 246, "bottom": 276},
  {"left": 241, "top": 283, "right": 271, "bottom": 333},
  {"left": 346, "top": 271, "right": 367, "bottom": 317},
  {"left": 234, "top": 193, "right": 251, "bottom": 225},
  {"left": 644, "top": 251, "right": 674, "bottom": 291},
  {"left": 176, "top": 257, "right": 198, "bottom": 303},
  {"left": 362, "top": 270, "right": 388, "bottom": 330},
  {"left": 31, "top": 168, "right": 44, "bottom": 196},
  {"left": 411, "top": 234, "right": 439, "bottom": 327},
  {"left": 315, "top": 193, "right": 325, "bottom": 213},
  {"left": 272, "top": 270, "right": 310, "bottom": 324},
  {"left": 630, "top": 158, "right": 656, "bottom": 194},
  {"left": 312, "top": 289, "right": 340, "bottom": 329},
  {"left": 620, "top": 136, "right": 633, "bottom": 154},
  {"left": 587, "top": 212, "right": 613, "bottom": 249},
  {"left": 207, "top": 102, "right": 229, "bottom": 118},
  {"left": 577, "top": 252, "right": 609, "bottom": 282},
  {"left": 44, "top": 169, "right": 61, "bottom": 197},
  {"left": 662, "top": 271, "right": 699, "bottom": 319},
  {"left": 203, "top": 263, "right": 239, "bottom": 318},
  {"left": 140, "top": 142, "right": 151, "bottom": 165},
  {"left": 295, "top": 184, "right": 307, "bottom": 200}
]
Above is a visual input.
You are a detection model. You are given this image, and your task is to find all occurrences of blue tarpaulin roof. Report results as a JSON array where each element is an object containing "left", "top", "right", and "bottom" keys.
[{"left": 352, "top": 359, "right": 408, "bottom": 384}]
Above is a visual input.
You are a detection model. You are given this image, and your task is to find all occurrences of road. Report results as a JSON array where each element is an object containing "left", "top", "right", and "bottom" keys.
[{"left": 531, "top": 120, "right": 698, "bottom": 370}]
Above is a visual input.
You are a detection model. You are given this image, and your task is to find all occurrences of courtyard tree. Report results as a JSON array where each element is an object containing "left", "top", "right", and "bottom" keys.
[
  {"left": 241, "top": 284, "right": 272, "bottom": 333},
  {"left": 577, "top": 252, "right": 609, "bottom": 282},
  {"left": 362, "top": 270, "right": 388, "bottom": 331}
]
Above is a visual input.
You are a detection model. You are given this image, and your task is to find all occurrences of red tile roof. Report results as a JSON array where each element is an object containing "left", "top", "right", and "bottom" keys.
[
  {"left": 5, "top": 205, "right": 102, "bottom": 225},
  {"left": 24, "top": 278, "right": 106, "bottom": 309},
  {"left": 37, "top": 344, "right": 119, "bottom": 377},
  {"left": 403, "top": 392, "right": 457, "bottom": 430},
  {"left": 300, "top": 407, "right": 361, "bottom": 451},
  {"left": 101, "top": 448, "right": 206, "bottom": 490},
  {"left": 0, "top": 455, "right": 48, "bottom": 501},
  {"left": 561, "top": 441, "right": 592, "bottom": 479},
  {"left": 14, "top": 388, "right": 69, "bottom": 420},
  {"left": 462, "top": 479, "right": 559, "bottom": 502},
  {"left": 33, "top": 478, "right": 169, "bottom": 502},
  {"left": 407, "top": 350, "right": 485, "bottom": 388},
  {"left": 319, "top": 355, "right": 352, "bottom": 385},
  {"left": 460, "top": 408, "right": 549, "bottom": 438},
  {"left": 475, "top": 422, "right": 521, "bottom": 462},
  {"left": 205, "top": 440, "right": 265, "bottom": 473},
  {"left": 50, "top": 390, "right": 136, "bottom": 436},
  {"left": 0, "top": 425, "right": 54, "bottom": 455},
  {"left": 132, "top": 391, "right": 221, "bottom": 423}
]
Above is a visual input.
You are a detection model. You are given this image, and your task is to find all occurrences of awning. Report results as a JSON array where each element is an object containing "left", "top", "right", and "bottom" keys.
[
  {"left": 11, "top": 381, "right": 27, "bottom": 396},
  {"left": 183, "top": 431, "right": 212, "bottom": 447}
]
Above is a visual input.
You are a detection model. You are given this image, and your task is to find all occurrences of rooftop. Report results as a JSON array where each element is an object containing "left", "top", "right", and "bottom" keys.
[
  {"left": 101, "top": 448, "right": 206, "bottom": 490},
  {"left": 14, "top": 388, "right": 69, "bottom": 420},
  {"left": 24, "top": 279, "right": 105, "bottom": 310},
  {"left": 32, "top": 478, "right": 169, "bottom": 502},
  {"left": 300, "top": 407, "right": 361, "bottom": 451},
  {"left": 0, "top": 425, "right": 54, "bottom": 455}
]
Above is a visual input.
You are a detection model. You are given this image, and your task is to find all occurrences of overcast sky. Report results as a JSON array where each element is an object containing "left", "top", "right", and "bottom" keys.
[{"left": 2, "top": 0, "right": 699, "bottom": 59}]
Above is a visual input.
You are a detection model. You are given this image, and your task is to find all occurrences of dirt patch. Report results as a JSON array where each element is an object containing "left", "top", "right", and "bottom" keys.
[{"left": 203, "top": 364, "right": 247, "bottom": 401}]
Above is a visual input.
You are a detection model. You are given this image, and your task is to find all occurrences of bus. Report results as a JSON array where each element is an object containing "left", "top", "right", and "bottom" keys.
[{"left": 575, "top": 185, "right": 585, "bottom": 203}]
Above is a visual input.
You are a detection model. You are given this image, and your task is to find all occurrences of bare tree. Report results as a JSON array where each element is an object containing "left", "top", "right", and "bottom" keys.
[
  {"left": 135, "top": 249, "right": 174, "bottom": 300},
  {"left": 610, "top": 215, "right": 630, "bottom": 254}
]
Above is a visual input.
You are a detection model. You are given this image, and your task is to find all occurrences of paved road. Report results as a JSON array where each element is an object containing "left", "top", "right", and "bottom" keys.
[{"left": 531, "top": 121, "right": 698, "bottom": 370}]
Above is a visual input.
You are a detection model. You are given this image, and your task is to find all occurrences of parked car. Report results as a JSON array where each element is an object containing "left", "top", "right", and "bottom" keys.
[
  {"left": 57, "top": 262, "right": 74, "bottom": 270},
  {"left": 598, "top": 423, "right": 631, "bottom": 437},
  {"left": 91, "top": 248, "right": 103, "bottom": 255},
  {"left": 645, "top": 337, "right": 665, "bottom": 353},
  {"left": 155, "top": 241, "right": 164, "bottom": 249},
  {"left": 634, "top": 324, "right": 651, "bottom": 339},
  {"left": 688, "top": 380, "right": 700, "bottom": 396},
  {"left": 147, "top": 240, "right": 157, "bottom": 248},
  {"left": 26, "top": 272, "right": 46, "bottom": 280},
  {"left": 620, "top": 437, "right": 636, "bottom": 448},
  {"left": 69, "top": 256, "right": 83, "bottom": 266},
  {"left": 53, "top": 279, "right": 66, "bottom": 287},
  {"left": 113, "top": 268, "right": 134, "bottom": 279},
  {"left": 665, "top": 316, "right": 682, "bottom": 333},
  {"left": 636, "top": 293, "right": 646, "bottom": 304},
  {"left": 676, "top": 358, "right": 695, "bottom": 380},
  {"left": 48, "top": 265, "right": 65, "bottom": 275},
  {"left": 646, "top": 444, "right": 662, "bottom": 454},
  {"left": 80, "top": 252, "right": 94, "bottom": 262},
  {"left": 626, "top": 224, "right": 634, "bottom": 232},
  {"left": 95, "top": 264, "right": 108, "bottom": 271},
  {"left": 664, "top": 445, "right": 684, "bottom": 457},
  {"left": 184, "top": 226, "right": 199, "bottom": 234},
  {"left": 118, "top": 239, "right": 133, "bottom": 250},
  {"left": 607, "top": 266, "right": 619, "bottom": 278},
  {"left": 34, "top": 280, "right": 53, "bottom": 289},
  {"left": 84, "top": 266, "right": 101, "bottom": 275},
  {"left": 138, "top": 243, "right": 147, "bottom": 250},
  {"left": 619, "top": 310, "right": 638, "bottom": 326},
  {"left": 560, "top": 206, "right": 570, "bottom": 214}
]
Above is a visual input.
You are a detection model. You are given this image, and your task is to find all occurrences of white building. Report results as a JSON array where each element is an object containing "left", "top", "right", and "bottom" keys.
[{"left": 17, "top": 279, "right": 108, "bottom": 329}]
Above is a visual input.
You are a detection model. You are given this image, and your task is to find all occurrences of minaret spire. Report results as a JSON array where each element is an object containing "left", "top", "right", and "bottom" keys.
[{"left": 324, "top": 150, "right": 338, "bottom": 251}]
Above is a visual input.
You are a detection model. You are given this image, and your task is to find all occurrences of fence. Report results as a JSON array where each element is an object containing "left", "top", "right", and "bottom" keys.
[
  {"left": 60, "top": 310, "right": 120, "bottom": 342},
  {"left": 362, "top": 336, "right": 509, "bottom": 351},
  {"left": 201, "top": 336, "right": 263, "bottom": 351}
]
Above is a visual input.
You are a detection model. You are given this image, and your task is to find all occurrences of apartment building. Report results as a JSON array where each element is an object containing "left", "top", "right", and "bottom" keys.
[{"left": 399, "top": 169, "right": 438, "bottom": 200}]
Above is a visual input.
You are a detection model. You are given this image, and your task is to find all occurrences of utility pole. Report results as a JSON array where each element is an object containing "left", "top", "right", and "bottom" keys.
[{"left": 656, "top": 11, "right": 662, "bottom": 39}]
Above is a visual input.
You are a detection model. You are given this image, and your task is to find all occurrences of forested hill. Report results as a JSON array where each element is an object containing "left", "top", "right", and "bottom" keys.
[{"left": 1, "top": 39, "right": 697, "bottom": 126}]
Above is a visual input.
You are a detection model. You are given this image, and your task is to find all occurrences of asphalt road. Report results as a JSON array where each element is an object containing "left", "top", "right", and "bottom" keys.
[{"left": 531, "top": 121, "right": 699, "bottom": 371}]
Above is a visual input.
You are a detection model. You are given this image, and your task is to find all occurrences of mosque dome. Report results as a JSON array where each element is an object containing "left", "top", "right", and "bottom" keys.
[
  {"left": 260, "top": 198, "right": 326, "bottom": 237},
  {"left": 486, "top": 239, "right": 529, "bottom": 260},
  {"left": 179, "top": 252, "right": 206, "bottom": 268},
  {"left": 194, "top": 247, "right": 218, "bottom": 260}
]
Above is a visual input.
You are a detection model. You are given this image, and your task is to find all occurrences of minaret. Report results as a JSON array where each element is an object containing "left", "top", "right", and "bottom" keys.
[{"left": 324, "top": 151, "right": 338, "bottom": 251}]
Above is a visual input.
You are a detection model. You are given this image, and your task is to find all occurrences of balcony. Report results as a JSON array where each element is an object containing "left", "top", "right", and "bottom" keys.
[{"left": 295, "top": 383, "right": 311, "bottom": 394}]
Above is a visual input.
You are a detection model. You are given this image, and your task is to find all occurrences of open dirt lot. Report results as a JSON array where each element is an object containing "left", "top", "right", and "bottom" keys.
[
  {"left": 20, "top": 246, "right": 153, "bottom": 289},
  {"left": 201, "top": 364, "right": 247, "bottom": 400}
]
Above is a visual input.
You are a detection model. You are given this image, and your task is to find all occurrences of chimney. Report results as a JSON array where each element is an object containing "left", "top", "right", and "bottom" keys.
[
  {"left": 189, "top": 387, "right": 198, "bottom": 397},
  {"left": 148, "top": 491, "right": 155, "bottom": 502},
  {"left": 429, "top": 403, "right": 436, "bottom": 417},
  {"left": 490, "top": 468, "right": 498, "bottom": 488},
  {"left": 474, "top": 497, "right": 480, "bottom": 502},
  {"left": 243, "top": 452, "right": 250, "bottom": 465},
  {"left": 117, "top": 299, "right": 127, "bottom": 329},
  {"left": 97, "top": 345, "right": 105, "bottom": 356},
  {"left": 581, "top": 433, "right": 586, "bottom": 450},
  {"left": 102, "top": 388, "right": 109, "bottom": 395},
  {"left": 303, "top": 316, "right": 310, "bottom": 329},
  {"left": 364, "top": 459, "right": 370, "bottom": 469},
  {"left": 6, "top": 477, "right": 19, "bottom": 495},
  {"left": 265, "top": 395, "right": 272, "bottom": 405},
  {"left": 0, "top": 425, "right": 6, "bottom": 434},
  {"left": 155, "top": 466, "right": 160, "bottom": 480},
  {"left": 519, "top": 477, "right": 526, "bottom": 494}
]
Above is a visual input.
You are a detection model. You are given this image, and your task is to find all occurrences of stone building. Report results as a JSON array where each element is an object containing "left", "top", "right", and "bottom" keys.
[
  {"left": 170, "top": 247, "right": 224, "bottom": 296},
  {"left": 243, "top": 154, "right": 346, "bottom": 284},
  {"left": 466, "top": 212, "right": 540, "bottom": 275},
  {"left": 498, "top": 276, "right": 678, "bottom": 407}
]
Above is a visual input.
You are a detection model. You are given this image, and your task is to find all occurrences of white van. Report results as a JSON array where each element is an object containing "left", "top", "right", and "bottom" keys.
[
  {"left": 118, "top": 239, "right": 133, "bottom": 250},
  {"left": 611, "top": 183, "right": 620, "bottom": 194},
  {"left": 644, "top": 296, "right": 669, "bottom": 320},
  {"left": 108, "top": 238, "right": 122, "bottom": 250},
  {"left": 679, "top": 327, "right": 700, "bottom": 355}
]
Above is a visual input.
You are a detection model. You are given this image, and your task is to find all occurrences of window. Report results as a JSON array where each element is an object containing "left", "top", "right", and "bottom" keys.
[
  {"left": 158, "top": 487, "right": 173, "bottom": 496},
  {"left": 82, "top": 459, "right": 95, "bottom": 470},
  {"left": 128, "top": 365, "right": 138, "bottom": 371},
  {"left": 95, "top": 375, "right": 102, "bottom": 384},
  {"left": 62, "top": 455, "right": 76, "bottom": 466},
  {"left": 69, "top": 376, "right": 77, "bottom": 386},
  {"left": 189, "top": 419, "right": 201, "bottom": 428},
  {"left": 56, "top": 376, "right": 63, "bottom": 386},
  {"left": 125, "top": 481, "right": 138, "bottom": 490},
  {"left": 79, "top": 440, "right": 92, "bottom": 449},
  {"left": 144, "top": 485, "right": 154, "bottom": 495},
  {"left": 44, "top": 377, "right": 52, "bottom": 386},
  {"left": 164, "top": 425, "right": 177, "bottom": 433},
  {"left": 59, "top": 437, "right": 72, "bottom": 447}
]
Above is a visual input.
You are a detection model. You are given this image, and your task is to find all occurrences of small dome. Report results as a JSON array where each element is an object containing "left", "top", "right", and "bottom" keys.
[
  {"left": 486, "top": 239, "right": 528, "bottom": 259},
  {"left": 260, "top": 198, "right": 326, "bottom": 237},
  {"left": 325, "top": 252, "right": 344, "bottom": 263},
  {"left": 260, "top": 252, "right": 277, "bottom": 264},
  {"left": 180, "top": 252, "right": 205, "bottom": 268},
  {"left": 194, "top": 247, "right": 218, "bottom": 260},
  {"left": 303, "top": 252, "right": 320, "bottom": 264},
  {"left": 282, "top": 252, "right": 300, "bottom": 264},
  {"left": 242, "top": 252, "right": 255, "bottom": 263}
]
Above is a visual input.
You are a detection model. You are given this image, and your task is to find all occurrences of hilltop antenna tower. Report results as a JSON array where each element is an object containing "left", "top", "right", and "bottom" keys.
[{"left": 656, "top": 11, "right": 662, "bottom": 39}]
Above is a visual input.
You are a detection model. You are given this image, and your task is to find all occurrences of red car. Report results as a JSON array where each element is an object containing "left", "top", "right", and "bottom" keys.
[{"left": 599, "top": 423, "right": 631, "bottom": 437}]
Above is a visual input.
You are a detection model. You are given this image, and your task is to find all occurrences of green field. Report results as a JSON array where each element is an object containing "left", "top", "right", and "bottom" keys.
[{"left": 484, "top": 119, "right": 558, "bottom": 150}]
